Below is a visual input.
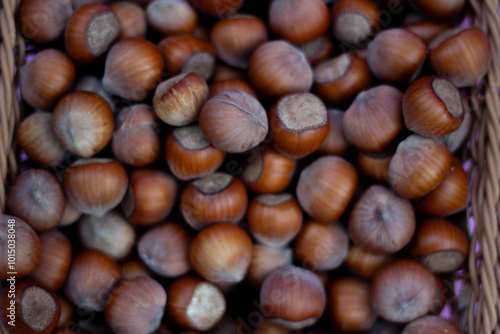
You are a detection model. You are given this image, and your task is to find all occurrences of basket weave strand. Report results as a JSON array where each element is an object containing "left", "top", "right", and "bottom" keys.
[
  {"left": 1, "top": 0, "right": 500, "bottom": 333},
  {"left": 0, "top": 0, "right": 23, "bottom": 212}
]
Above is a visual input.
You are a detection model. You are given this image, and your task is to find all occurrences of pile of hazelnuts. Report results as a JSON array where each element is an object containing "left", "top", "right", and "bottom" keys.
[{"left": 0, "top": 0, "right": 491, "bottom": 333}]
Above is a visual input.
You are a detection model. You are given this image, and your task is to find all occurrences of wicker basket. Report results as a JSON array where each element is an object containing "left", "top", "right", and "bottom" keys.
[{"left": 2, "top": 0, "right": 500, "bottom": 333}]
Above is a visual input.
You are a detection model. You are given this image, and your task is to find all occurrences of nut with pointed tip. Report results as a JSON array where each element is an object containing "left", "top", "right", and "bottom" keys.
[
  {"left": 0, "top": 214, "right": 41, "bottom": 281},
  {"left": 180, "top": 173, "right": 248, "bottom": 230},
  {"left": 158, "top": 35, "right": 216, "bottom": 81},
  {"left": 78, "top": 211, "right": 136, "bottom": 260},
  {"left": 247, "top": 193, "right": 303, "bottom": 248},
  {"left": 329, "top": 277, "right": 377, "bottom": 332},
  {"left": 370, "top": 259, "right": 438, "bottom": 323},
  {"left": 260, "top": 265, "right": 326, "bottom": 329},
  {"left": 367, "top": 29, "right": 427, "bottom": 84},
  {"left": 138, "top": 222, "right": 193, "bottom": 278},
  {"left": 53, "top": 91, "right": 114, "bottom": 157},
  {"left": 30, "top": 231, "right": 72, "bottom": 291},
  {"left": 314, "top": 53, "right": 371, "bottom": 107},
  {"left": 388, "top": 135, "right": 452, "bottom": 199},
  {"left": 166, "top": 276, "right": 226, "bottom": 331},
  {"left": 331, "top": 0, "right": 379, "bottom": 46},
  {"left": 343, "top": 85, "right": 404, "bottom": 152},
  {"left": 269, "top": 93, "right": 329, "bottom": 158},
  {"left": 348, "top": 185, "right": 416, "bottom": 253},
  {"left": 211, "top": 15, "right": 268, "bottom": 69},
  {"left": 295, "top": 221, "right": 349, "bottom": 271},
  {"left": 20, "top": 49, "right": 76, "bottom": 110},
  {"left": 296, "top": 156, "right": 358, "bottom": 222},
  {"left": 104, "top": 277, "right": 166, "bottom": 334},
  {"left": 248, "top": 41, "right": 313, "bottom": 98},
  {"left": 1, "top": 280, "right": 61, "bottom": 334},
  {"left": 153, "top": 73, "right": 209, "bottom": 126},
  {"left": 103, "top": 38, "right": 164, "bottom": 101},
  {"left": 112, "top": 104, "right": 161, "bottom": 167},
  {"left": 429, "top": 27, "right": 491, "bottom": 87},
  {"left": 200, "top": 91, "right": 268, "bottom": 153},
  {"left": 242, "top": 147, "right": 296, "bottom": 194},
  {"left": 410, "top": 219, "right": 469, "bottom": 273},
  {"left": 165, "top": 125, "right": 226, "bottom": 181},
  {"left": 64, "top": 249, "right": 121, "bottom": 312},
  {"left": 64, "top": 3, "right": 120, "bottom": 63},
  {"left": 189, "top": 223, "right": 253, "bottom": 285},
  {"left": 121, "top": 169, "right": 177, "bottom": 226},
  {"left": 268, "top": 0, "right": 329, "bottom": 45},
  {"left": 63, "top": 159, "right": 128, "bottom": 217},
  {"left": 245, "top": 244, "right": 293, "bottom": 288},
  {"left": 7, "top": 169, "right": 65, "bottom": 232}
]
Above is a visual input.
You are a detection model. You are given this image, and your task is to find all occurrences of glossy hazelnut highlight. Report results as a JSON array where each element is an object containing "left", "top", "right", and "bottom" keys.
[
  {"left": 7, "top": 169, "right": 65, "bottom": 232},
  {"left": 165, "top": 125, "right": 226, "bottom": 181},
  {"left": 343, "top": 85, "right": 404, "bottom": 152},
  {"left": 269, "top": 93, "right": 329, "bottom": 158},
  {"left": 180, "top": 173, "right": 248, "bottom": 230},
  {"left": 242, "top": 147, "right": 297, "bottom": 194},
  {"left": 65, "top": 3, "right": 120, "bottom": 63},
  {"left": 296, "top": 156, "right": 358, "bottom": 222},
  {"left": 53, "top": 91, "right": 114, "bottom": 157},
  {"left": 63, "top": 158, "right": 129, "bottom": 217},
  {"left": 0, "top": 215, "right": 41, "bottom": 281},
  {"left": 295, "top": 221, "right": 349, "bottom": 271},
  {"left": 64, "top": 249, "right": 121, "bottom": 311},
  {"left": 104, "top": 277, "right": 167, "bottom": 334},
  {"left": 268, "top": 0, "right": 329, "bottom": 45},
  {"left": 166, "top": 276, "right": 226, "bottom": 331},
  {"left": 260, "top": 265, "right": 326, "bottom": 329},
  {"left": 367, "top": 29, "right": 427, "bottom": 84},
  {"left": 78, "top": 211, "right": 136, "bottom": 260},
  {"left": 429, "top": 27, "right": 491, "bottom": 87},
  {"left": 211, "top": 15, "right": 268, "bottom": 69},
  {"left": 103, "top": 38, "right": 164, "bottom": 101},
  {"left": 199, "top": 91, "right": 268, "bottom": 153},
  {"left": 153, "top": 73, "right": 209, "bottom": 126},
  {"left": 370, "top": 259, "right": 438, "bottom": 323},
  {"left": 410, "top": 219, "right": 469, "bottom": 273},
  {"left": 349, "top": 185, "right": 416, "bottom": 253},
  {"left": 121, "top": 169, "right": 178, "bottom": 226},
  {"left": 137, "top": 222, "right": 193, "bottom": 277},
  {"left": 189, "top": 223, "right": 253, "bottom": 285},
  {"left": 1, "top": 280, "right": 61, "bottom": 334},
  {"left": 388, "top": 135, "right": 452, "bottom": 199},
  {"left": 247, "top": 193, "right": 303, "bottom": 248},
  {"left": 403, "top": 76, "right": 464, "bottom": 137},
  {"left": 20, "top": 49, "right": 75, "bottom": 110},
  {"left": 314, "top": 53, "right": 371, "bottom": 107},
  {"left": 30, "top": 231, "right": 72, "bottom": 291},
  {"left": 147, "top": 0, "right": 197, "bottom": 36},
  {"left": 112, "top": 104, "right": 161, "bottom": 167},
  {"left": 248, "top": 41, "right": 313, "bottom": 98}
]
